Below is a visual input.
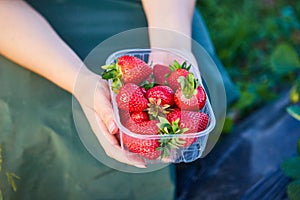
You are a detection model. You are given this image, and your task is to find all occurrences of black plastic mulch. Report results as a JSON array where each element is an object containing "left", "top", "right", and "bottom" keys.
[{"left": 176, "top": 92, "right": 300, "bottom": 200}]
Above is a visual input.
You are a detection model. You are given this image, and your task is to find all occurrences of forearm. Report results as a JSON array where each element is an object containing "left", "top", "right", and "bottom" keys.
[
  {"left": 141, "top": 0, "right": 196, "bottom": 52},
  {"left": 0, "top": 0, "right": 91, "bottom": 94}
]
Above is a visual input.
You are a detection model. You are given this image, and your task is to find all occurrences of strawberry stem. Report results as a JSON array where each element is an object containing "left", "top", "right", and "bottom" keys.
[
  {"left": 169, "top": 60, "right": 191, "bottom": 72},
  {"left": 178, "top": 73, "right": 200, "bottom": 99},
  {"left": 101, "top": 61, "right": 123, "bottom": 93},
  {"left": 141, "top": 81, "right": 155, "bottom": 90},
  {"left": 147, "top": 98, "right": 170, "bottom": 119},
  {"left": 155, "top": 116, "right": 189, "bottom": 158}
]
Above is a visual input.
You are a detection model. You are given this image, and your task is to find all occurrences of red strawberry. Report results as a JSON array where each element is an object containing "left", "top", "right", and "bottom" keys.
[
  {"left": 102, "top": 55, "right": 152, "bottom": 92},
  {"left": 119, "top": 109, "right": 131, "bottom": 125},
  {"left": 119, "top": 110, "right": 149, "bottom": 125},
  {"left": 122, "top": 120, "right": 161, "bottom": 159},
  {"left": 126, "top": 119, "right": 159, "bottom": 134},
  {"left": 166, "top": 108, "right": 182, "bottom": 123},
  {"left": 180, "top": 111, "right": 209, "bottom": 133},
  {"left": 146, "top": 85, "right": 174, "bottom": 106},
  {"left": 130, "top": 111, "right": 149, "bottom": 123},
  {"left": 116, "top": 83, "right": 148, "bottom": 112},
  {"left": 180, "top": 111, "right": 208, "bottom": 147},
  {"left": 166, "top": 109, "right": 209, "bottom": 147},
  {"left": 167, "top": 61, "right": 191, "bottom": 91},
  {"left": 174, "top": 73, "right": 206, "bottom": 111},
  {"left": 153, "top": 64, "right": 171, "bottom": 85}
]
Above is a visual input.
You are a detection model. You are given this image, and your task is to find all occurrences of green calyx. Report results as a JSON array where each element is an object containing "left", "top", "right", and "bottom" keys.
[
  {"left": 178, "top": 73, "right": 199, "bottom": 99},
  {"left": 147, "top": 98, "right": 170, "bottom": 119},
  {"left": 101, "top": 62, "right": 123, "bottom": 93},
  {"left": 141, "top": 80, "right": 155, "bottom": 90},
  {"left": 169, "top": 60, "right": 191, "bottom": 72},
  {"left": 156, "top": 116, "right": 189, "bottom": 158}
]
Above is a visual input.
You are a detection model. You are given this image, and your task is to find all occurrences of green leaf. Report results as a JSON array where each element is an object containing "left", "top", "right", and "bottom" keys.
[
  {"left": 160, "top": 147, "right": 170, "bottom": 158},
  {"left": 186, "top": 64, "right": 191, "bottom": 71},
  {"left": 178, "top": 76, "right": 185, "bottom": 90},
  {"left": 270, "top": 43, "right": 300, "bottom": 75},
  {"left": 223, "top": 116, "right": 234, "bottom": 134},
  {"left": 101, "top": 63, "right": 116, "bottom": 70},
  {"left": 10, "top": 173, "right": 20, "bottom": 179},
  {"left": 255, "top": 82, "right": 277, "bottom": 101},
  {"left": 101, "top": 69, "right": 118, "bottom": 80},
  {"left": 180, "top": 128, "right": 189, "bottom": 134},
  {"left": 158, "top": 116, "right": 170, "bottom": 125},
  {"left": 281, "top": 157, "right": 300, "bottom": 179},
  {"left": 168, "top": 141, "right": 179, "bottom": 149},
  {"left": 141, "top": 81, "right": 155, "bottom": 90},
  {"left": 111, "top": 78, "right": 123, "bottom": 93},
  {"left": 6, "top": 172, "right": 20, "bottom": 192},
  {"left": 176, "top": 138, "right": 186, "bottom": 145},
  {"left": 233, "top": 91, "right": 256, "bottom": 110},
  {"left": 287, "top": 180, "right": 300, "bottom": 200},
  {"left": 287, "top": 105, "right": 300, "bottom": 121},
  {"left": 174, "top": 60, "right": 181, "bottom": 69},
  {"left": 0, "top": 189, "right": 3, "bottom": 200}
]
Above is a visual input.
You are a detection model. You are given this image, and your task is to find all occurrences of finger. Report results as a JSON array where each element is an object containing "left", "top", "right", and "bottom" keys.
[
  {"left": 94, "top": 115, "right": 146, "bottom": 168},
  {"left": 84, "top": 106, "right": 146, "bottom": 168},
  {"left": 107, "top": 142, "right": 147, "bottom": 168},
  {"left": 94, "top": 83, "right": 118, "bottom": 135}
]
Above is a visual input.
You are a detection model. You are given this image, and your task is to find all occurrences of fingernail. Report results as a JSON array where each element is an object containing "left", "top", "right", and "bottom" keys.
[
  {"left": 135, "top": 164, "right": 147, "bottom": 168},
  {"left": 108, "top": 122, "right": 117, "bottom": 134}
]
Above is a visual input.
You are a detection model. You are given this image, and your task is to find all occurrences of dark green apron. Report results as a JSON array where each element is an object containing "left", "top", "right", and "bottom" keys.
[{"left": 0, "top": 0, "right": 239, "bottom": 199}]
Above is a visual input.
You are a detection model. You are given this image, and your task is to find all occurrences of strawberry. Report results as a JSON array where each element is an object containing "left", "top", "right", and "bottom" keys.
[
  {"left": 174, "top": 73, "right": 206, "bottom": 111},
  {"left": 119, "top": 109, "right": 131, "bottom": 125},
  {"left": 153, "top": 64, "right": 171, "bottom": 85},
  {"left": 130, "top": 111, "right": 149, "bottom": 123},
  {"left": 180, "top": 111, "right": 208, "bottom": 147},
  {"left": 116, "top": 83, "right": 148, "bottom": 112},
  {"left": 167, "top": 60, "right": 191, "bottom": 91},
  {"left": 119, "top": 110, "right": 149, "bottom": 126},
  {"left": 145, "top": 85, "right": 174, "bottom": 119},
  {"left": 126, "top": 119, "right": 159, "bottom": 134},
  {"left": 102, "top": 55, "right": 152, "bottom": 92},
  {"left": 122, "top": 120, "right": 161, "bottom": 159},
  {"left": 166, "top": 109, "right": 209, "bottom": 147},
  {"left": 166, "top": 108, "right": 182, "bottom": 123},
  {"left": 167, "top": 109, "right": 209, "bottom": 133},
  {"left": 146, "top": 85, "right": 174, "bottom": 106}
]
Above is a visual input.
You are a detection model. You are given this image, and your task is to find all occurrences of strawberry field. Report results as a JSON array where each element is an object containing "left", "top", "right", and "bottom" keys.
[
  {"left": 177, "top": 1, "right": 300, "bottom": 199},
  {"left": 198, "top": 0, "right": 300, "bottom": 122}
]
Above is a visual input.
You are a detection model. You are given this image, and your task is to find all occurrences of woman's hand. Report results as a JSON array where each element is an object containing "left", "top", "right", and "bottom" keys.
[
  {"left": 73, "top": 70, "right": 146, "bottom": 168},
  {"left": 149, "top": 48, "right": 197, "bottom": 68}
]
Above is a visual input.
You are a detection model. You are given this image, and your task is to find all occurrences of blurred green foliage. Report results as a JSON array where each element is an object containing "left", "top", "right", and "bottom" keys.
[
  {"left": 198, "top": 2, "right": 300, "bottom": 197},
  {"left": 282, "top": 156, "right": 300, "bottom": 200},
  {"left": 198, "top": 0, "right": 300, "bottom": 117}
]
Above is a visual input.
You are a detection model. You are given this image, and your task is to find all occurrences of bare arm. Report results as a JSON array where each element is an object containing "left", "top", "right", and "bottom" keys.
[
  {"left": 142, "top": 0, "right": 196, "bottom": 54},
  {"left": 0, "top": 0, "right": 84, "bottom": 94},
  {"left": 0, "top": 0, "right": 146, "bottom": 168}
]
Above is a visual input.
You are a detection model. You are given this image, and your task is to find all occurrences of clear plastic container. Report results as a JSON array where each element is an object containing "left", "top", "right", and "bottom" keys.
[{"left": 105, "top": 48, "right": 216, "bottom": 164}]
